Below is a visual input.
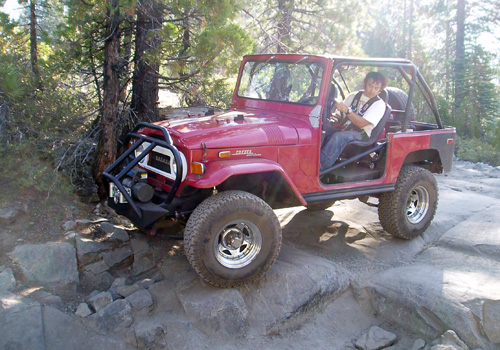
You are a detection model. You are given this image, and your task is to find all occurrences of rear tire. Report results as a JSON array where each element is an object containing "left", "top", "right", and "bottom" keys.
[
  {"left": 184, "top": 191, "right": 282, "bottom": 287},
  {"left": 379, "top": 166, "right": 438, "bottom": 239}
]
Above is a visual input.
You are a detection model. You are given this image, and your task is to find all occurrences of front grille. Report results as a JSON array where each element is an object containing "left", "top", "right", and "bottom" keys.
[{"left": 150, "top": 151, "right": 171, "bottom": 173}]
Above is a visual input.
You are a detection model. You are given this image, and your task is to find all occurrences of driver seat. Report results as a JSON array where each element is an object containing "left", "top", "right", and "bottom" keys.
[
  {"left": 346, "top": 104, "right": 392, "bottom": 148},
  {"left": 320, "top": 104, "right": 392, "bottom": 175}
]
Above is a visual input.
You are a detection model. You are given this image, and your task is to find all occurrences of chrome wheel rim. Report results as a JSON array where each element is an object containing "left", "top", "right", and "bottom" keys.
[
  {"left": 214, "top": 220, "right": 262, "bottom": 269},
  {"left": 406, "top": 185, "right": 430, "bottom": 224}
]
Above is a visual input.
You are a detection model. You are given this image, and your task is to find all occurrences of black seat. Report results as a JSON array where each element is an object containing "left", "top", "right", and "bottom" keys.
[
  {"left": 319, "top": 104, "right": 392, "bottom": 175},
  {"left": 346, "top": 104, "right": 392, "bottom": 148}
]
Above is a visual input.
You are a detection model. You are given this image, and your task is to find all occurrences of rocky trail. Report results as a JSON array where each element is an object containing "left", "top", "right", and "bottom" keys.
[{"left": 1, "top": 160, "right": 500, "bottom": 350}]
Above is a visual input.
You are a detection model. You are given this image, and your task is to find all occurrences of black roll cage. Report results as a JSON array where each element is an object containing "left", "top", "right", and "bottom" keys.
[
  {"left": 328, "top": 57, "right": 443, "bottom": 131},
  {"left": 101, "top": 122, "right": 184, "bottom": 222}
]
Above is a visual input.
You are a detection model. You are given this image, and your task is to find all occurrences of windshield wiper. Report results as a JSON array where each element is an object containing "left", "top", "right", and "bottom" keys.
[
  {"left": 253, "top": 55, "right": 276, "bottom": 75},
  {"left": 292, "top": 56, "right": 309, "bottom": 65}
]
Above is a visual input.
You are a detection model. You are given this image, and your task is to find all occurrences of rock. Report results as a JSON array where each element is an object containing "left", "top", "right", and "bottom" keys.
[
  {"left": 132, "top": 256, "right": 155, "bottom": 276},
  {"left": 100, "top": 222, "right": 129, "bottom": 241},
  {"left": 108, "top": 277, "right": 127, "bottom": 299},
  {"left": 89, "top": 299, "right": 133, "bottom": 333},
  {"left": 0, "top": 206, "right": 20, "bottom": 225},
  {"left": 84, "top": 260, "right": 109, "bottom": 275},
  {"left": 177, "top": 283, "right": 248, "bottom": 337},
  {"left": 126, "top": 289, "right": 153, "bottom": 310},
  {"left": 8, "top": 242, "right": 78, "bottom": 286},
  {"left": 412, "top": 338, "right": 426, "bottom": 350},
  {"left": 80, "top": 271, "right": 114, "bottom": 291},
  {"left": 431, "top": 330, "right": 469, "bottom": 350},
  {"left": 116, "top": 284, "right": 143, "bottom": 298},
  {"left": 131, "top": 237, "right": 150, "bottom": 260},
  {"left": 0, "top": 302, "right": 44, "bottom": 350},
  {"left": 136, "top": 278, "right": 155, "bottom": 289},
  {"left": 109, "top": 229, "right": 129, "bottom": 242},
  {"left": 89, "top": 291, "right": 113, "bottom": 312},
  {"left": 75, "top": 235, "right": 108, "bottom": 265},
  {"left": 101, "top": 246, "right": 133, "bottom": 269},
  {"left": 111, "top": 277, "right": 128, "bottom": 288},
  {"left": 0, "top": 267, "right": 16, "bottom": 293},
  {"left": 355, "top": 326, "right": 397, "bottom": 350},
  {"left": 431, "top": 346, "right": 463, "bottom": 350},
  {"left": 62, "top": 220, "right": 77, "bottom": 231},
  {"left": 42, "top": 305, "right": 135, "bottom": 349},
  {"left": 482, "top": 300, "right": 500, "bottom": 343},
  {"left": 132, "top": 322, "right": 168, "bottom": 348},
  {"left": 359, "top": 203, "right": 500, "bottom": 350},
  {"left": 76, "top": 303, "right": 93, "bottom": 317},
  {"left": 163, "top": 321, "right": 205, "bottom": 350},
  {"left": 242, "top": 244, "right": 351, "bottom": 334},
  {"left": 37, "top": 292, "right": 63, "bottom": 307}
]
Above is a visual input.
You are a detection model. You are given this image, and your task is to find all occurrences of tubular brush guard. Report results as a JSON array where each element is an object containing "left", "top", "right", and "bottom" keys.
[{"left": 101, "top": 122, "right": 184, "bottom": 229}]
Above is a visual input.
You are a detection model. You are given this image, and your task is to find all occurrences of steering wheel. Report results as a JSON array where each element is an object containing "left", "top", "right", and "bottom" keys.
[
  {"left": 323, "top": 84, "right": 339, "bottom": 124},
  {"left": 330, "top": 108, "right": 352, "bottom": 129}
]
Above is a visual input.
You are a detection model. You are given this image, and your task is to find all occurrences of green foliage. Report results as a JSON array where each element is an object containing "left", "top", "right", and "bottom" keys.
[
  {"left": 0, "top": 57, "right": 27, "bottom": 100},
  {"left": 198, "top": 77, "right": 236, "bottom": 109},
  {"left": 456, "top": 136, "right": 500, "bottom": 167},
  {"left": 437, "top": 96, "right": 453, "bottom": 127},
  {"left": 241, "top": 0, "right": 363, "bottom": 55},
  {"left": 0, "top": 143, "right": 73, "bottom": 201},
  {"left": 453, "top": 46, "right": 499, "bottom": 142},
  {"left": 1, "top": 0, "right": 500, "bottom": 175}
]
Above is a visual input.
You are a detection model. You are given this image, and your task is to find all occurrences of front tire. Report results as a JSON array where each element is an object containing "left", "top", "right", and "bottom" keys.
[
  {"left": 378, "top": 166, "right": 438, "bottom": 239},
  {"left": 184, "top": 191, "right": 282, "bottom": 287}
]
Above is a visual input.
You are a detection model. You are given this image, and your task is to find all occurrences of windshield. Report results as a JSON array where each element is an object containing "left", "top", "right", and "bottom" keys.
[{"left": 237, "top": 59, "right": 324, "bottom": 105}]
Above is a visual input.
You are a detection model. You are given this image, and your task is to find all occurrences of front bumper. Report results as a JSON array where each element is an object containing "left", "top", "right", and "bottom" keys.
[{"left": 101, "top": 122, "right": 185, "bottom": 229}]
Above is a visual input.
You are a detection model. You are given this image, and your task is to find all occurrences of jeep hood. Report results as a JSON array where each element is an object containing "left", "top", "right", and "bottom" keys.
[{"left": 155, "top": 111, "right": 299, "bottom": 149}]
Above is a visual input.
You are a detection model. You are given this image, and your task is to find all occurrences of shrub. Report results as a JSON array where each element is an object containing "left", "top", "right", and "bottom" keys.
[{"left": 456, "top": 136, "right": 500, "bottom": 166}]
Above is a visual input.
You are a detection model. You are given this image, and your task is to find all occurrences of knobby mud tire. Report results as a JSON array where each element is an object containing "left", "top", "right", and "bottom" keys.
[
  {"left": 386, "top": 87, "right": 416, "bottom": 122},
  {"left": 184, "top": 190, "right": 282, "bottom": 288},
  {"left": 378, "top": 165, "right": 438, "bottom": 240}
]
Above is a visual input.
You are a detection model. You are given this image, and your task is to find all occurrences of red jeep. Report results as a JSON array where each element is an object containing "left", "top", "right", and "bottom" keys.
[{"left": 103, "top": 54, "right": 456, "bottom": 287}]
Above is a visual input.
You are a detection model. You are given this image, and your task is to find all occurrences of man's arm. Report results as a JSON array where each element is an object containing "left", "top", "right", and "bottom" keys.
[
  {"left": 334, "top": 102, "right": 373, "bottom": 129},
  {"left": 346, "top": 111, "right": 373, "bottom": 128}
]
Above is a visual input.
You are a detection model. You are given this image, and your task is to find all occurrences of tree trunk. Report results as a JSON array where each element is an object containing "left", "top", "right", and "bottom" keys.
[
  {"left": 130, "top": 0, "right": 161, "bottom": 122},
  {"left": 454, "top": 0, "right": 466, "bottom": 115},
  {"left": 277, "top": 0, "right": 293, "bottom": 53},
  {"left": 407, "top": 0, "right": 414, "bottom": 60},
  {"left": 445, "top": 0, "right": 451, "bottom": 104},
  {"left": 120, "top": 23, "right": 133, "bottom": 103},
  {"left": 29, "top": 0, "right": 41, "bottom": 89},
  {"left": 94, "top": 0, "right": 121, "bottom": 197}
]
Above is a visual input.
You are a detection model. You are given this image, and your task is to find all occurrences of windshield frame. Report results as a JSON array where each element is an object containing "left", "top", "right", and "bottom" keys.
[{"left": 235, "top": 58, "right": 326, "bottom": 107}]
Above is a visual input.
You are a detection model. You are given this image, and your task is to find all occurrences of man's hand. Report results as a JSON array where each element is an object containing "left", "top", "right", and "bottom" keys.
[{"left": 334, "top": 101, "right": 349, "bottom": 114}]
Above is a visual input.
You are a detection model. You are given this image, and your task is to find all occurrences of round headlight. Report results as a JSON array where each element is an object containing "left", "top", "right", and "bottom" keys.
[{"left": 134, "top": 142, "right": 151, "bottom": 158}]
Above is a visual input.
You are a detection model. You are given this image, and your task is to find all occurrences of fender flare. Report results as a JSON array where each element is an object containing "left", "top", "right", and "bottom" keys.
[{"left": 183, "top": 158, "right": 307, "bottom": 205}]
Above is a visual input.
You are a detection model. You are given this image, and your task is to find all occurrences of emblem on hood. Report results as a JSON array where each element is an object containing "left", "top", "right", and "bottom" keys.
[{"left": 234, "top": 149, "right": 262, "bottom": 157}]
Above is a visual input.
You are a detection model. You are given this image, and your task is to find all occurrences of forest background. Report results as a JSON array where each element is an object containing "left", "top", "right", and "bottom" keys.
[{"left": 0, "top": 0, "right": 499, "bottom": 198}]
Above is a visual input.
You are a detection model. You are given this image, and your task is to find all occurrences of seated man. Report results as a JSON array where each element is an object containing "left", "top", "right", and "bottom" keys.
[{"left": 320, "top": 71, "right": 387, "bottom": 172}]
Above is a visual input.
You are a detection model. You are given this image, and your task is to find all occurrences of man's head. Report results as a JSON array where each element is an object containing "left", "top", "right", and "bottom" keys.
[{"left": 363, "top": 72, "right": 387, "bottom": 98}]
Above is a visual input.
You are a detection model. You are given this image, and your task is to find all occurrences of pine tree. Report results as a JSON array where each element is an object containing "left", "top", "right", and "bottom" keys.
[{"left": 241, "top": 0, "right": 362, "bottom": 55}]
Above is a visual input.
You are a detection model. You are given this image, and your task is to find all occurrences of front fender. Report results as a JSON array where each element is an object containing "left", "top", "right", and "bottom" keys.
[{"left": 183, "top": 158, "right": 307, "bottom": 205}]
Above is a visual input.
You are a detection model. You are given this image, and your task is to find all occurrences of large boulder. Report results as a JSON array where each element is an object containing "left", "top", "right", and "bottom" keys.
[
  {"left": 177, "top": 284, "right": 248, "bottom": 337},
  {"left": 0, "top": 267, "right": 16, "bottom": 294},
  {"left": 8, "top": 242, "right": 79, "bottom": 287},
  {"left": 88, "top": 299, "right": 133, "bottom": 334},
  {"left": 0, "top": 302, "right": 44, "bottom": 350},
  {"left": 358, "top": 203, "right": 500, "bottom": 350}
]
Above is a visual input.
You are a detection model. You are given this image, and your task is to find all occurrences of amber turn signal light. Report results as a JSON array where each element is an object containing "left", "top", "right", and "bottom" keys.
[
  {"left": 219, "top": 151, "right": 231, "bottom": 158},
  {"left": 191, "top": 162, "right": 205, "bottom": 175}
]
